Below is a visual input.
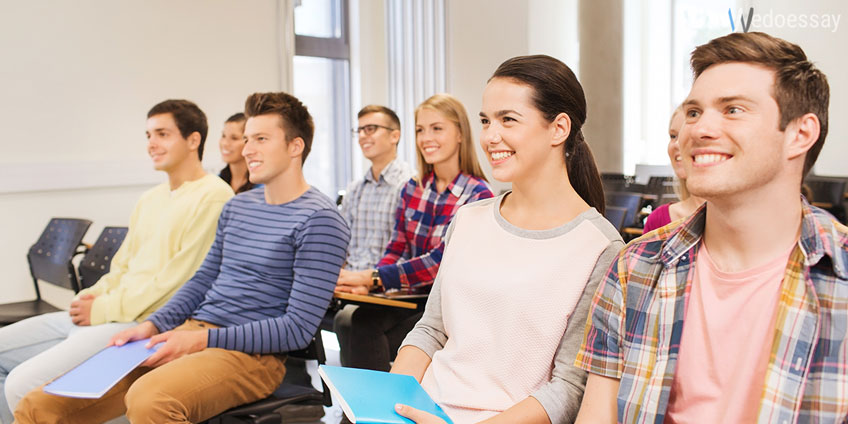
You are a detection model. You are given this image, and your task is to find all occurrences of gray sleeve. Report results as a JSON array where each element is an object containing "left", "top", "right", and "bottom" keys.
[
  {"left": 530, "top": 240, "right": 624, "bottom": 424},
  {"left": 397, "top": 219, "right": 458, "bottom": 357}
]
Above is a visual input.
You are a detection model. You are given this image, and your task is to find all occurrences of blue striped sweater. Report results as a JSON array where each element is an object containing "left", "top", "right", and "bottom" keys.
[{"left": 147, "top": 187, "right": 350, "bottom": 354}]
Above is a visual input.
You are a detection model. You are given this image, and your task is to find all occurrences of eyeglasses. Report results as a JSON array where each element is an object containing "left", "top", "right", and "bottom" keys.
[{"left": 352, "top": 124, "right": 397, "bottom": 136}]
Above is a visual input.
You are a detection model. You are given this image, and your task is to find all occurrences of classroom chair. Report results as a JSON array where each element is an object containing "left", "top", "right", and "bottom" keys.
[
  {"left": 78, "top": 226, "right": 129, "bottom": 290},
  {"left": 0, "top": 218, "right": 91, "bottom": 325},
  {"left": 203, "top": 331, "right": 332, "bottom": 424}
]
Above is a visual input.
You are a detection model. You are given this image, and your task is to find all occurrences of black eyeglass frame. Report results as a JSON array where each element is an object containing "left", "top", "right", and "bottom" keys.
[{"left": 352, "top": 124, "right": 398, "bottom": 136}]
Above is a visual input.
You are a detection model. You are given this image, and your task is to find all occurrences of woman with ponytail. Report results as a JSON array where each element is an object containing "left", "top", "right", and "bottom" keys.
[{"left": 389, "top": 55, "right": 624, "bottom": 424}]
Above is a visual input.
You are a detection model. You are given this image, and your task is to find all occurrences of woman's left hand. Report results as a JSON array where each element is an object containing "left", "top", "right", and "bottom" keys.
[{"left": 395, "top": 404, "right": 449, "bottom": 424}]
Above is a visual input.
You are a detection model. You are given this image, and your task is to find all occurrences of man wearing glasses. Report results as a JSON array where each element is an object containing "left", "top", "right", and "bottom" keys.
[{"left": 333, "top": 105, "right": 414, "bottom": 366}]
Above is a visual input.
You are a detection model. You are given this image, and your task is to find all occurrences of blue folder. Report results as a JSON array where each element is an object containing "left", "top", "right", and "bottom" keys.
[
  {"left": 318, "top": 365, "right": 453, "bottom": 424},
  {"left": 43, "top": 339, "right": 160, "bottom": 399}
]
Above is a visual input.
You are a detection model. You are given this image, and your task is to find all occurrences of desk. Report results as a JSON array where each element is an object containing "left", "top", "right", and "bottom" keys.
[
  {"left": 622, "top": 227, "right": 644, "bottom": 236},
  {"left": 333, "top": 292, "right": 426, "bottom": 310}
]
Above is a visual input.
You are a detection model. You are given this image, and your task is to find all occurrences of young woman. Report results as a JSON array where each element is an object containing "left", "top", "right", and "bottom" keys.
[
  {"left": 643, "top": 108, "right": 705, "bottom": 233},
  {"left": 390, "top": 56, "right": 624, "bottom": 424},
  {"left": 334, "top": 93, "right": 493, "bottom": 372},
  {"left": 218, "top": 113, "right": 254, "bottom": 193}
]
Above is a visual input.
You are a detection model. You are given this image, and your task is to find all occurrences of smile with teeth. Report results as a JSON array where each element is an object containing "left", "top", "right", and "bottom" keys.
[
  {"left": 693, "top": 153, "right": 731, "bottom": 164},
  {"left": 422, "top": 146, "right": 439, "bottom": 154},
  {"left": 221, "top": 149, "right": 232, "bottom": 155},
  {"left": 248, "top": 161, "right": 262, "bottom": 169},
  {"left": 491, "top": 151, "right": 514, "bottom": 161}
]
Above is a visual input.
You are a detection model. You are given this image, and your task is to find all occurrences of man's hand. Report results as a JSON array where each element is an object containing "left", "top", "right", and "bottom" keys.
[
  {"left": 394, "top": 404, "right": 448, "bottom": 424},
  {"left": 69, "top": 294, "right": 97, "bottom": 326},
  {"left": 141, "top": 329, "right": 209, "bottom": 368},
  {"left": 109, "top": 321, "right": 160, "bottom": 347},
  {"left": 336, "top": 269, "right": 373, "bottom": 290},
  {"left": 334, "top": 285, "right": 371, "bottom": 295}
]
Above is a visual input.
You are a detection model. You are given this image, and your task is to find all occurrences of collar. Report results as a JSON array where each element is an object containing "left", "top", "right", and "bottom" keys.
[
  {"left": 659, "top": 197, "right": 848, "bottom": 278},
  {"left": 364, "top": 158, "right": 395, "bottom": 184},
  {"left": 424, "top": 172, "right": 472, "bottom": 197},
  {"left": 798, "top": 198, "right": 848, "bottom": 279}
]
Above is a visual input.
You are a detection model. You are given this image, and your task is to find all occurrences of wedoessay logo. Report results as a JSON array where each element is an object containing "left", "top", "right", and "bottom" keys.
[{"left": 729, "top": 8, "right": 841, "bottom": 33}]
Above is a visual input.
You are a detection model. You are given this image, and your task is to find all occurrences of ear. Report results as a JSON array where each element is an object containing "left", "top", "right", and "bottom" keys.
[
  {"left": 288, "top": 137, "right": 305, "bottom": 157},
  {"left": 784, "top": 113, "right": 820, "bottom": 160},
  {"left": 391, "top": 129, "right": 401, "bottom": 146},
  {"left": 550, "top": 112, "right": 571, "bottom": 147},
  {"left": 186, "top": 131, "right": 202, "bottom": 152}
]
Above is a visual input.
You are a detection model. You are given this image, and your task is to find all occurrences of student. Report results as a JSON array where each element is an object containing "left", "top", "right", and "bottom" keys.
[
  {"left": 334, "top": 93, "right": 493, "bottom": 372},
  {"left": 575, "top": 32, "right": 843, "bottom": 423},
  {"left": 332, "top": 105, "right": 415, "bottom": 367},
  {"left": 13, "top": 92, "right": 351, "bottom": 424},
  {"left": 218, "top": 112, "right": 254, "bottom": 193},
  {"left": 0, "top": 99, "right": 233, "bottom": 424},
  {"left": 642, "top": 107, "right": 704, "bottom": 233},
  {"left": 390, "top": 55, "right": 623, "bottom": 424},
  {"left": 340, "top": 105, "right": 415, "bottom": 271}
]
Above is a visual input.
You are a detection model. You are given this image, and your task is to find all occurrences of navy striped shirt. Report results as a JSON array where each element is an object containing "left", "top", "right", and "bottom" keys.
[{"left": 147, "top": 187, "right": 350, "bottom": 354}]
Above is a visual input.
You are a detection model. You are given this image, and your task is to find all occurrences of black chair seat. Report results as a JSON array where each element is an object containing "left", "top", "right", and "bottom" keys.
[
  {"left": 221, "top": 383, "right": 323, "bottom": 418},
  {"left": 0, "top": 300, "right": 63, "bottom": 325}
]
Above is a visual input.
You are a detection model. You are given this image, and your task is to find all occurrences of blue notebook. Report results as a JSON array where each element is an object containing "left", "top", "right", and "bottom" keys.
[
  {"left": 318, "top": 365, "right": 453, "bottom": 424},
  {"left": 43, "top": 339, "right": 160, "bottom": 399}
]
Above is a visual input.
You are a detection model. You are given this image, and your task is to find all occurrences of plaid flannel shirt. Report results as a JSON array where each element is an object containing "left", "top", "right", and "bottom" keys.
[
  {"left": 575, "top": 200, "right": 848, "bottom": 423},
  {"left": 376, "top": 172, "right": 492, "bottom": 293},
  {"left": 340, "top": 158, "right": 414, "bottom": 271}
]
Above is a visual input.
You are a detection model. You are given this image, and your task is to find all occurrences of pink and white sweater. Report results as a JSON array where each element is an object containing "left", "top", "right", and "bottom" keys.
[{"left": 400, "top": 194, "right": 623, "bottom": 423}]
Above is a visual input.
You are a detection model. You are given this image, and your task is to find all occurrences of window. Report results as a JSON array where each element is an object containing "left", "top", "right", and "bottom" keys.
[
  {"left": 293, "top": 0, "right": 351, "bottom": 198},
  {"left": 622, "top": 0, "right": 739, "bottom": 174}
]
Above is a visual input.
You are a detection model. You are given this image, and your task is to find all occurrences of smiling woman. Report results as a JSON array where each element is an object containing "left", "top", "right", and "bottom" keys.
[
  {"left": 333, "top": 93, "right": 493, "bottom": 374},
  {"left": 390, "top": 55, "right": 623, "bottom": 424},
  {"left": 218, "top": 113, "right": 255, "bottom": 194}
]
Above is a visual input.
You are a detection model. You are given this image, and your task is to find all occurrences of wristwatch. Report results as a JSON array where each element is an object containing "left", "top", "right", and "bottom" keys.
[{"left": 370, "top": 269, "right": 382, "bottom": 291}]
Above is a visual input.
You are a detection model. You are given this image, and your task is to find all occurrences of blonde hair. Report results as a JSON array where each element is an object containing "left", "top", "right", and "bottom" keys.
[
  {"left": 414, "top": 94, "right": 487, "bottom": 182},
  {"left": 669, "top": 106, "right": 690, "bottom": 201}
]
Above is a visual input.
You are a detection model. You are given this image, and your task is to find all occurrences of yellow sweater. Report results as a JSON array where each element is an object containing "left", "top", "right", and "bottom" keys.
[{"left": 79, "top": 174, "right": 233, "bottom": 324}]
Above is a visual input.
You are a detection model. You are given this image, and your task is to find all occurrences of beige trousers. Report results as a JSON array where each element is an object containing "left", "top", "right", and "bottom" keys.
[{"left": 13, "top": 319, "right": 287, "bottom": 424}]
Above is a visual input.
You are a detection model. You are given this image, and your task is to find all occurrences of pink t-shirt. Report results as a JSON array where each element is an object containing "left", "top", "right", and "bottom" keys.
[{"left": 665, "top": 242, "right": 794, "bottom": 423}]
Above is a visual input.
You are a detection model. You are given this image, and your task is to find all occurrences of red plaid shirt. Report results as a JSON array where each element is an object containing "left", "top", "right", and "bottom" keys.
[{"left": 376, "top": 172, "right": 492, "bottom": 293}]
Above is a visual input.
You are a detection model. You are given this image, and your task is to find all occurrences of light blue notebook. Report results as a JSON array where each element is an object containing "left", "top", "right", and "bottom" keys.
[
  {"left": 43, "top": 339, "right": 160, "bottom": 399},
  {"left": 318, "top": 365, "right": 453, "bottom": 424}
]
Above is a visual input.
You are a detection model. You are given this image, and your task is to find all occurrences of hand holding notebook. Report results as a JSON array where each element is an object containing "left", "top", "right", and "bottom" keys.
[
  {"left": 43, "top": 339, "right": 161, "bottom": 399},
  {"left": 318, "top": 365, "right": 453, "bottom": 424}
]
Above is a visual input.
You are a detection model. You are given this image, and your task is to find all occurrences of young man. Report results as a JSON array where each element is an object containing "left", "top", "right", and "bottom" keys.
[
  {"left": 333, "top": 105, "right": 415, "bottom": 369},
  {"left": 0, "top": 99, "right": 233, "bottom": 423},
  {"left": 575, "top": 32, "right": 844, "bottom": 423},
  {"left": 13, "top": 91, "right": 351, "bottom": 424},
  {"left": 340, "top": 105, "right": 414, "bottom": 272}
]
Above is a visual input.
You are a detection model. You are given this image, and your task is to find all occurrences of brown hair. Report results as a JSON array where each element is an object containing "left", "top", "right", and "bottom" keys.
[
  {"left": 225, "top": 112, "right": 246, "bottom": 124},
  {"left": 490, "top": 55, "right": 605, "bottom": 214},
  {"left": 147, "top": 99, "right": 208, "bottom": 161},
  {"left": 414, "top": 94, "right": 487, "bottom": 182},
  {"left": 244, "top": 92, "right": 315, "bottom": 164},
  {"left": 358, "top": 105, "right": 401, "bottom": 133},
  {"left": 691, "top": 32, "right": 829, "bottom": 176}
]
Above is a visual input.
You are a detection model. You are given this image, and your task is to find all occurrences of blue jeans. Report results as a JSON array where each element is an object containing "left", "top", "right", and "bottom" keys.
[{"left": 0, "top": 312, "right": 134, "bottom": 423}]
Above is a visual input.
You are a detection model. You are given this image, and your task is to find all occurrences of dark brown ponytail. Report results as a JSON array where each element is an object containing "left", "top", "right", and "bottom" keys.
[{"left": 490, "top": 55, "right": 605, "bottom": 214}]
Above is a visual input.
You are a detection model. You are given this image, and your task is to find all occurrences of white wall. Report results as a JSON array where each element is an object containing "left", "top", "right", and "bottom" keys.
[
  {"left": 745, "top": 0, "right": 847, "bottom": 176},
  {"left": 0, "top": 0, "right": 288, "bottom": 305},
  {"left": 445, "top": 0, "right": 529, "bottom": 194}
]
